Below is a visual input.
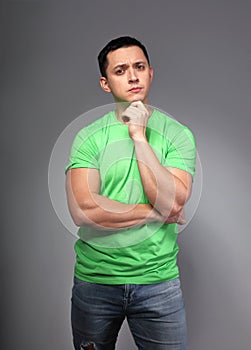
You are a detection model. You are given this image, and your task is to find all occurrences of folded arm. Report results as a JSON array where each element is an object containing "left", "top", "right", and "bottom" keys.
[
  {"left": 133, "top": 139, "right": 192, "bottom": 218},
  {"left": 122, "top": 101, "right": 193, "bottom": 218},
  {"left": 65, "top": 168, "right": 179, "bottom": 230}
]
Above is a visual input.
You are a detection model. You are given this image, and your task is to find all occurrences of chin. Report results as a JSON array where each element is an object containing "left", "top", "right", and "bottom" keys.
[
  {"left": 115, "top": 94, "right": 147, "bottom": 104},
  {"left": 129, "top": 94, "right": 147, "bottom": 103}
]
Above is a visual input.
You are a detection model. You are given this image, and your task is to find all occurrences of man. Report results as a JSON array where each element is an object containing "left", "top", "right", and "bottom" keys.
[{"left": 66, "top": 36, "right": 196, "bottom": 350}]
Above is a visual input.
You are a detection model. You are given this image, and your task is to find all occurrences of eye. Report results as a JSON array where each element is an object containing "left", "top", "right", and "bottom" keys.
[
  {"left": 137, "top": 64, "right": 145, "bottom": 70},
  {"left": 115, "top": 69, "right": 125, "bottom": 75}
]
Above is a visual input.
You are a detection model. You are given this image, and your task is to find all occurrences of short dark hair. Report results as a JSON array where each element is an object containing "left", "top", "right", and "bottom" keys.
[{"left": 97, "top": 36, "right": 150, "bottom": 78}]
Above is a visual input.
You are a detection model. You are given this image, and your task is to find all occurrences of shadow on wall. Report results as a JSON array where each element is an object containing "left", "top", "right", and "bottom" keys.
[
  {"left": 178, "top": 218, "right": 250, "bottom": 349},
  {"left": 116, "top": 321, "right": 137, "bottom": 350}
]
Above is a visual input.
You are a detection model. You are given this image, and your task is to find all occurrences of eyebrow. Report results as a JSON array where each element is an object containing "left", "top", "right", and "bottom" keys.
[
  {"left": 112, "top": 63, "right": 127, "bottom": 71},
  {"left": 112, "top": 61, "right": 147, "bottom": 71}
]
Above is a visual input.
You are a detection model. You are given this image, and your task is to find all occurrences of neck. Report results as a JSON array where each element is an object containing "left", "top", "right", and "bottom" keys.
[{"left": 114, "top": 102, "right": 130, "bottom": 122}]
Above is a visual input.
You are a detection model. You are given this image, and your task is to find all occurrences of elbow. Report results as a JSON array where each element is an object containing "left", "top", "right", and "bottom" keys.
[
  {"left": 72, "top": 215, "right": 84, "bottom": 227},
  {"left": 69, "top": 204, "right": 96, "bottom": 227},
  {"left": 157, "top": 183, "right": 191, "bottom": 219},
  {"left": 159, "top": 202, "right": 183, "bottom": 219},
  {"left": 71, "top": 212, "right": 111, "bottom": 230},
  {"left": 70, "top": 209, "right": 87, "bottom": 227}
]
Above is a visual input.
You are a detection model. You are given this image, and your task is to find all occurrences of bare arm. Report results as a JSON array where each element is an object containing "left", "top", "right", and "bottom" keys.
[
  {"left": 122, "top": 101, "right": 192, "bottom": 218},
  {"left": 66, "top": 167, "right": 170, "bottom": 230},
  {"left": 133, "top": 139, "right": 192, "bottom": 217}
]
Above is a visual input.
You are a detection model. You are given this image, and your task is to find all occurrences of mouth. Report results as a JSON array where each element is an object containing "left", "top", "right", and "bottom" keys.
[{"left": 128, "top": 87, "right": 143, "bottom": 93}]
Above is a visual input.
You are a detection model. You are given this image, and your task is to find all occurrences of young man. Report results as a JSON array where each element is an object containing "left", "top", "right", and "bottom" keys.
[{"left": 66, "top": 36, "right": 196, "bottom": 350}]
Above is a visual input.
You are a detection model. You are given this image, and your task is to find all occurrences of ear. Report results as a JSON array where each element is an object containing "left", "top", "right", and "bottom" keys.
[
  {"left": 99, "top": 77, "right": 111, "bottom": 93},
  {"left": 149, "top": 66, "right": 154, "bottom": 83}
]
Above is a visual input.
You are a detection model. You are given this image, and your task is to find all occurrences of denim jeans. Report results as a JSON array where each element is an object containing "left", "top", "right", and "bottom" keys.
[{"left": 71, "top": 277, "right": 188, "bottom": 350}]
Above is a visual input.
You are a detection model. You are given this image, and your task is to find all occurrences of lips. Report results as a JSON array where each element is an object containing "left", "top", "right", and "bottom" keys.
[{"left": 129, "top": 87, "right": 142, "bottom": 93}]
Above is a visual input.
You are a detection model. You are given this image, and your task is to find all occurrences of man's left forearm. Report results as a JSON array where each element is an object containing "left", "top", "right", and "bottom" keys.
[
  {"left": 133, "top": 138, "right": 190, "bottom": 218},
  {"left": 121, "top": 100, "right": 192, "bottom": 219}
]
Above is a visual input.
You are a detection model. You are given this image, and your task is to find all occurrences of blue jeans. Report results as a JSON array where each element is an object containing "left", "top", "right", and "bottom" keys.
[{"left": 71, "top": 277, "right": 188, "bottom": 350}]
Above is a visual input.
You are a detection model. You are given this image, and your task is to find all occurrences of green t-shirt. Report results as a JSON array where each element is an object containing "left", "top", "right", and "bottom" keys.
[{"left": 66, "top": 109, "right": 196, "bottom": 284}]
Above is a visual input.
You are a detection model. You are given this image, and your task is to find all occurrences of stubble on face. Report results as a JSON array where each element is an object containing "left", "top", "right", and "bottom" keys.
[{"left": 102, "top": 46, "right": 153, "bottom": 105}]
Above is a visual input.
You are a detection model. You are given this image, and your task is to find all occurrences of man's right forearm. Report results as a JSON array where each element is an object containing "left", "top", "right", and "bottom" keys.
[
  {"left": 66, "top": 179, "right": 161, "bottom": 230},
  {"left": 69, "top": 194, "right": 161, "bottom": 230},
  {"left": 82, "top": 193, "right": 160, "bottom": 229},
  {"left": 66, "top": 168, "right": 184, "bottom": 230}
]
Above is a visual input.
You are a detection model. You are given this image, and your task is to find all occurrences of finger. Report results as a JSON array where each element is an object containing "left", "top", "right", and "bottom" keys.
[
  {"left": 131, "top": 101, "right": 148, "bottom": 113},
  {"left": 177, "top": 218, "right": 186, "bottom": 225},
  {"left": 130, "top": 101, "right": 143, "bottom": 108},
  {"left": 121, "top": 106, "right": 142, "bottom": 123}
]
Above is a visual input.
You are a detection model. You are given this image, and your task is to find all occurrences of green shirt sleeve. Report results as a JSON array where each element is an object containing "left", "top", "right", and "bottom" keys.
[
  {"left": 165, "top": 125, "right": 196, "bottom": 177},
  {"left": 65, "top": 128, "right": 99, "bottom": 172}
]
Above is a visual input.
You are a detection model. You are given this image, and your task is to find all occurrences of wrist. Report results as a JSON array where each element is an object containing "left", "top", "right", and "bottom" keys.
[{"left": 132, "top": 135, "right": 148, "bottom": 143}]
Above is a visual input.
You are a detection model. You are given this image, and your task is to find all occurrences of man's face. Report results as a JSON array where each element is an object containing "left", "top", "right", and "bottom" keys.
[{"left": 100, "top": 46, "right": 153, "bottom": 104}]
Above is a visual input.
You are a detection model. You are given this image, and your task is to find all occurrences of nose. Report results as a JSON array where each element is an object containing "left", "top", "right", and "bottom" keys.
[{"left": 128, "top": 68, "right": 139, "bottom": 83}]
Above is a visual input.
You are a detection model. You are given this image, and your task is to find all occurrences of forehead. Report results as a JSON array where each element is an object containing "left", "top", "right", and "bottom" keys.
[{"left": 106, "top": 46, "right": 147, "bottom": 67}]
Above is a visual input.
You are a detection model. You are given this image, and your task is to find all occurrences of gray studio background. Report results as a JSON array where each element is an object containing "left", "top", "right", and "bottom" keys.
[{"left": 1, "top": 1, "right": 251, "bottom": 349}]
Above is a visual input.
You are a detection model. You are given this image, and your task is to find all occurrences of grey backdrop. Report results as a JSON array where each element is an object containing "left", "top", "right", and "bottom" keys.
[{"left": 1, "top": 0, "right": 251, "bottom": 349}]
